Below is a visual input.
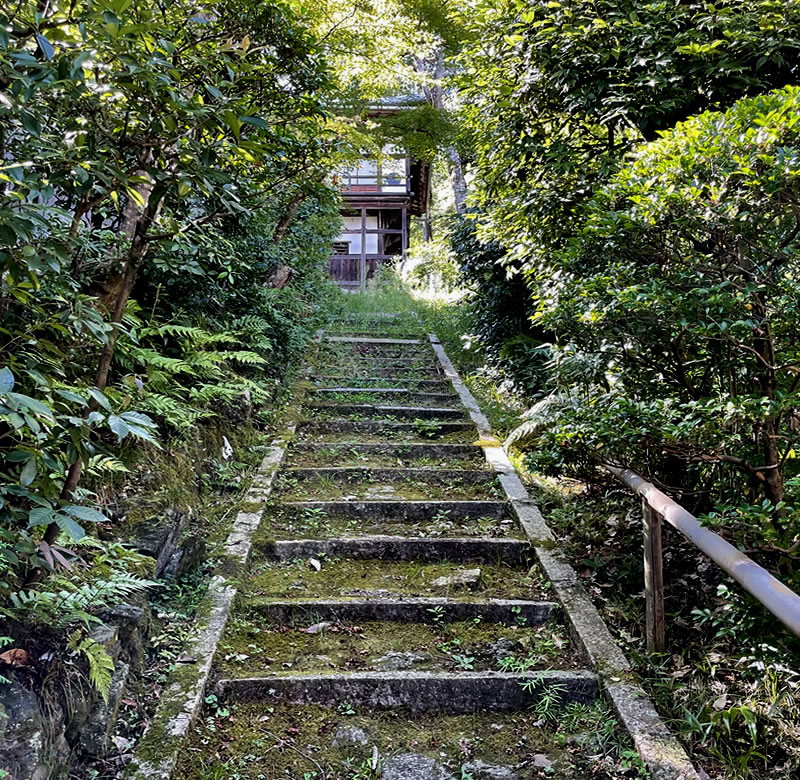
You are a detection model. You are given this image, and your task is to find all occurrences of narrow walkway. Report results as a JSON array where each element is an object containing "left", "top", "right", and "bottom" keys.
[{"left": 178, "top": 312, "right": 607, "bottom": 779}]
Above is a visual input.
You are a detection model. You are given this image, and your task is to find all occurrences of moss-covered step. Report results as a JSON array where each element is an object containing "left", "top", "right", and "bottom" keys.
[
  {"left": 312, "top": 389, "right": 457, "bottom": 405},
  {"left": 325, "top": 336, "right": 423, "bottom": 345},
  {"left": 304, "top": 403, "right": 466, "bottom": 421},
  {"left": 215, "top": 617, "right": 575, "bottom": 679},
  {"left": 242, "top": 597, "right": 557, "bottom": 625},
  {"left": 261, "top": 537, "right": 534, "bottom": 566},
  {"left": 240, "top": 557, "right": 551, "bottom": 601},
  {"left": 314, "top": 355, "right": 440, "bottom": 368},
  {"left": 279, "top": 499, "right": 508, "bottom": 520},
  {"left": 259, "top": 502, "right": 521, "bottom": 539},
  {"left": 273, "top": 468, "right": 501, "bottom": 502},
  {"left": 176, "top": 701, "right": 623, "bottom": 780},
  {"left": 215, "top": 669, "right": 598, "bottom": 711},
  {"left": 295, "top": 420, "right": 476, "bottom": 443},
  {"left": 312, "top": 376, "right": 452, "bottom": 392},
  {"left": 312, "top": 366, "right": 445, "bottom": 379},
  {"left": 283, "top": 442, "right": 487, "bottom": 469}
]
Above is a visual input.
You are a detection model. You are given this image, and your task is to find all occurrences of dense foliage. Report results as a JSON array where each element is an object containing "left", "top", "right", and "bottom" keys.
[{"left": 0, "top": 0, "right": 340, "bottom": 698}]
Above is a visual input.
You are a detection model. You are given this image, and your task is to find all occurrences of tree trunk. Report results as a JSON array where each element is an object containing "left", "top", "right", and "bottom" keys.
[
  {"left": 272, "top": 191, "right": 306, "bottom": 245},
  {"left": 420, "top": 49, "right": 468, "bottom": 214},
  {"left": 38, "top": 178, "right": 158, "bottom": 556}
]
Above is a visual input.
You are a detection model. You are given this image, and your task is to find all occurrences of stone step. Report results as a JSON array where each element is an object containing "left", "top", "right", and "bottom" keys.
[
  {"left": 325, "top": 336, "right": 423, "bottom": 345},
  {"left": 313, "top": 388, "right": 457, "bottom": 404},
  {"left": 313, "top": 367, "right": 445, "bottom": 378},
  {"left": 280, "top": 499, "right": 508, "bottom": 520},
  {"left": 282, "top": 467, "right": 495, "bottom": 485},
  {"left": 260, "top": 536, "right": 532, "bottom": 565},
  {"left": 243, "top": 597, "right": 557, "bottom": 624},
  {"left": 295, "top": 420, "right": 475, "bottom": 441},
  {"left": 215, "top": 669, "right": 599, "bottom": 712},
  {"left": 288, "top": 442, "right": 483, "bottom": 459},
  {"left": 305, "top": 403, "right": 467, "bottom": 420},
  {"left": 313, "top": 377, "right": 451, "bottom": 391}
]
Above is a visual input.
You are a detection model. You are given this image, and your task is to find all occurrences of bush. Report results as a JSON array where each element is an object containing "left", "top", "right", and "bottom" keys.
[{"left": 515, "top": 86, "right": 800, "bottom": 580}]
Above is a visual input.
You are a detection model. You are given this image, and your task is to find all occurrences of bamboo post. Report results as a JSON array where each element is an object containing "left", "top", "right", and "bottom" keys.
[{"left": 642, "top": 498, "right": 665, "bottom": 652}]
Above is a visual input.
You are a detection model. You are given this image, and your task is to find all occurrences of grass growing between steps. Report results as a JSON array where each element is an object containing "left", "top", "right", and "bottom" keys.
[
  {"left": 240, "top": 557, "right": 551, "bottom": 602},
  {"left": 215, "top": 615, "right": 577, "bottom": 677},
  {"left": 177, "top": 700, "right": 647, "bottom": 779},
  {"left": 282, "top": 447, "right": 488, "bottom": 470},
  {"left": 256, "top": 503, "right": 522, "bottom": 540}
]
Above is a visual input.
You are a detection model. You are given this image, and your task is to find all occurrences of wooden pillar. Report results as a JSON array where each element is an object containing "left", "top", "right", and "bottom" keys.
[
  {"left": 401, "top": 206, "right": 407, "bottom": 262},
  {"left": 642, "top": 499, "right": 665, "bottom": 653},
  {"left": 359, "top": 207, "right": 367, "bottom": 292}
]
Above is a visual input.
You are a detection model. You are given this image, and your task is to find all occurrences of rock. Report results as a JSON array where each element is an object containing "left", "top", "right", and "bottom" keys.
[
  {"left": 381, "top": 753, "right": 450, "bottom": 780},
  {"left": 302, "top": 622, "right": 331, "bottom": 635},
  {"left": 0, "top": 675, "right": 69, "bottom": 780},
  {"left": 221, "top": 389, "right": 253, "bottom": 426},
  {"left": 101, "top": 603, "right": 150, "bottom": 670},
  {"left": 332, "top": 725, "right": 369, "bottom": 748},
  {"left": 532, "top": 754, "right": 553, "bottom": 770},
  {"left": 131, "top": 508, "right": 189, "bottom": 577},
  {"left": 487, "top": 638, "right": 517, "bottom": 662},
  {"left": 430, "top": 568, "right": 482, "bottom": 590},
  {"left": 373, "top": 651, "right": 429, "bottom": 670},
  {"left": 162, "top": 534, "right": 207, "bottom": 582},
  {"left": 266, "top": 264, "right": 293, "bottom": 289},
  {"left": 80, "top": 661, "right": 131, "bottom": 757},
  {"left": 463, "top": 759, "right": 517, "bottom": 779}
]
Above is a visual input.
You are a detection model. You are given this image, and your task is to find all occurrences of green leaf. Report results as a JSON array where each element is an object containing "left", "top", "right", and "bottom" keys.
[
  {"left": 19, "top": 458, "right": 37, "bottom": 487},
  {"left": 28, "top": 507, "right": 56, "bottom": 527},
  {"left": 36, "top": 34, "right": 55, "bottom": 60},
  {"left": 107, "top": 415, "right": 129, "bottom": 441},
  {"left": 64, "top": 505, "right": 108, "bottom": 524},
  {"left": 55, "top": 512, "right": 85, "bottom": 542},
  {"left": 0, "top": 367, "right": 14, "bottom": 393},
  {"left": 88, "top": 388, "right": 112, "bottom": 411}
]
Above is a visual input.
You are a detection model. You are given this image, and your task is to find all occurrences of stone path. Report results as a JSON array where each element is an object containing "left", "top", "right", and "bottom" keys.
[{"left": 171, "top": 313, "right": 626, "bottom": 778}]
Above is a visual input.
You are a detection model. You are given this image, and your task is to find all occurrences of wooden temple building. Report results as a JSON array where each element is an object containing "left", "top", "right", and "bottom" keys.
[{"left": 328, "top": 102, "right": 430, "bottom": 287}]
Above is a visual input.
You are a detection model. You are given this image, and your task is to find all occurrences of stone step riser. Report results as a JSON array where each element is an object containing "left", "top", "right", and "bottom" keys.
[
  {"left": 243, "top": 598, "right": 557, "bottom": 625},
  {"left": 216, "top": 670, "right": 599, "bottom": 712},
  {"left": 261, "top": 536, "right": 531, "bottom": 565},
  {"left": 281, "top": 500, "right": 508, "bottom": 520}
]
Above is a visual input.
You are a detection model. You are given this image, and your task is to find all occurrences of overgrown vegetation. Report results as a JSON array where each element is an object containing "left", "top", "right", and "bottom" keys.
[{"left": 0, "top": 0, "right": 340, "bottom": 729}]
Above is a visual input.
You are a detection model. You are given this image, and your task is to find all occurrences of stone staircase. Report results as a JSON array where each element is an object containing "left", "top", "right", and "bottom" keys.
[{"left": 173, "top": 313, "right": 634, "bottom": 779}]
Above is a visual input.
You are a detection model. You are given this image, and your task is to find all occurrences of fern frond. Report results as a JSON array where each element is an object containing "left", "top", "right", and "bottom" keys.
[
  {"left": 85, "top": 455, "right": 130, "bottom": 477},
  {"left": 505, "top": 394, "right": 576, "bottom": 450},
  {"left": 69, "top": 631, "right": 115, "bottom": 702}
]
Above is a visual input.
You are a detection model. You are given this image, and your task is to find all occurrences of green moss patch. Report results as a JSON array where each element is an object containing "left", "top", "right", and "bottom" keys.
[
  {"left": 272, "top": 474, "right": 502, "bottom": 503},
  {"left": 239, "top": 558, "right": 551, "bottom": 601},
  {"left": 176, "top": 699, "right": 638, "bottom": 779},
  {"left": 216, "top": 616, "right": 575, "bottom": 678},
  {"left": 283, "top": 447, "right": 487, "bottom": 470},
  {"left": 256, "top": 503, "right": 523, "bottom": 541}
]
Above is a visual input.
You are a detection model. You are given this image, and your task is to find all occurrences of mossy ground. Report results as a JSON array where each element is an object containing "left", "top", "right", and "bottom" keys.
[
  {"left": 215, "top": 615, "right": 574, "bottom": 678},
  {"left": 295, "top": 427, "right": 478, "bottom": 445},
  {"left": 272, "top": 474, "right": 503, "bottom": 502},
  {"left": 254, "top": 503, "right": 522, "bottom": 540},
  {"left": 239, "top": 557, "right": 551, "bottom": 601},
  {"left": 282, "top": 447, "right": 487, "bottom": 469},
  {"left": 176, "top": 700, "right": 641, "bottom": 779}
]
